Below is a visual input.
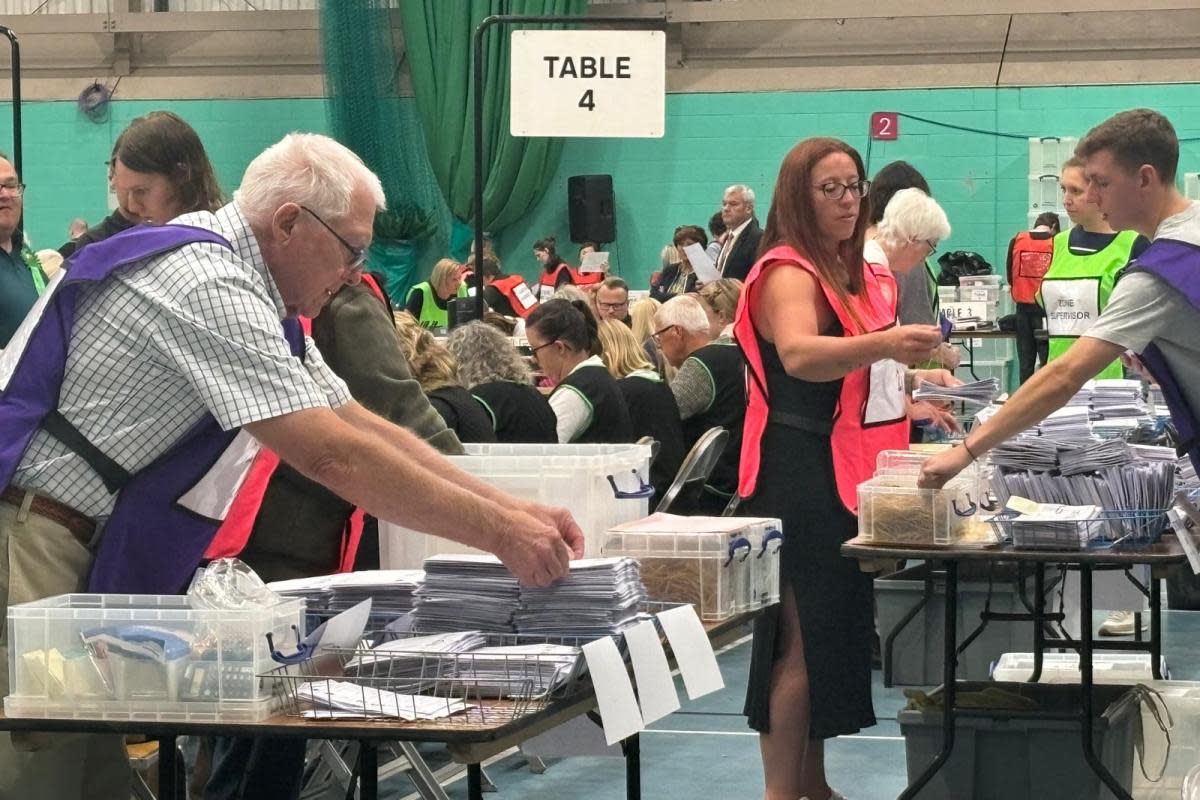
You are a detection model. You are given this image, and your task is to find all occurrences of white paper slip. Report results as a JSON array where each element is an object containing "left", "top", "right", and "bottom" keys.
[
  {"left": 656, "top": 605, "right": 724, "bottom": 700},
  {"left": 580, "top": 251, "right": 610, "bottom": 273},
  {"left": 623, "top": 620, "right": 679, "bottom": 725},
  {"left": 309, "top": 598, "right": 373, "bottom": 653},
  {"left": 682, "top": 243, "right": 722, "bottom": 284},
  {"left": 581, "top": 636, "right": 644, "bottom": 745}
]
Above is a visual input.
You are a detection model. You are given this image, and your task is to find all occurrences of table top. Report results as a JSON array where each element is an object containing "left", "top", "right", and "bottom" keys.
[
  {"left": 841, "top": 532, "right": 1191, "bottom": 567},
  {"left": 0, "top": 610, "right": 758, "bottom": 755}
]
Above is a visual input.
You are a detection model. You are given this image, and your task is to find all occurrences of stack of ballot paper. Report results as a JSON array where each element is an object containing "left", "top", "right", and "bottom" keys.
[
  {"left": 912, "top": 377, "right": 1000, "bottom": 407},
  {"left": 1179, "top": 456, "right": 1199, "bottom": 492},
  {"left": 513, "top": 557, "right": 647, "bottom": 638},
  {"left": 451, "top": 643, "right": 584, "bottom": 697},
  {"left": 412, "top": 555, "right": 522, "bottom": 633},
  {"left": 297, "top": 679, "right": 472, "bottom": 720},
  {"left": 344, "top": 631, "right": 582, "bottom": 698},
  {"left": 999, "top": 499, "right": 1105, "bottom": 549},
  {"left": 327, "top": 570, "right": 424, "bottom": 618}
]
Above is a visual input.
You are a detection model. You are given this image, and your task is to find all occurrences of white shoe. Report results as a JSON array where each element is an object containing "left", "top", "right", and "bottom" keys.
[{"left": 1098, "top": 610, "right": 1147, "bottom": 636}]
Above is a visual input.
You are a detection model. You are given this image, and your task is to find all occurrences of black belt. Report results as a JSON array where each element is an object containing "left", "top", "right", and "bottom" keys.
[{"left": 767, "top": 410, "right": 834, "bottom": 437}]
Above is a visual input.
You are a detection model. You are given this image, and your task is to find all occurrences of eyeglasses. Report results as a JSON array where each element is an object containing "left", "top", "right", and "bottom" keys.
[
  {"left": 0, "top": 182, "right": 26, "bottom": 197},
  {"left": 815, "top": 180, "right": 871, "bottom": 200},
  {"left": 529, "top": 340, "right": 559, "bottom": 359},
  {"left": 924, "top": 239, "right": 938, "bottom": 257},
  {"left": 301, "top": 205, "right": 367, "bottom": 273},
  {"left": 597, "top": 300, "right": 629, "bottom": 312},
  {"left": 651, "top": 324, "right": 678, "bottom": 342}
]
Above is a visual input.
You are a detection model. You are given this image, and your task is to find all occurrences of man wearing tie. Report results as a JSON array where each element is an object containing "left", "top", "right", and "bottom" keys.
[{"left": 715, "top": 183, "right": 763, "bottom": 281}]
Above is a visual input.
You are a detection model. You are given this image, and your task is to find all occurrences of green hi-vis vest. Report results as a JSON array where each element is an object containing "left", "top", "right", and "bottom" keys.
[
  {"left": 406, "top": 281, "right": 469, "bottom": 329},
  {"left": 1038, "top": 228, "right": 1138, "bottom": 380}
]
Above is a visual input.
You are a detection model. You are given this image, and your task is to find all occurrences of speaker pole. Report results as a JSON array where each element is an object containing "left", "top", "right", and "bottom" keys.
[{"left": 471, "top": 13, "right": 665, "bottom": 320}]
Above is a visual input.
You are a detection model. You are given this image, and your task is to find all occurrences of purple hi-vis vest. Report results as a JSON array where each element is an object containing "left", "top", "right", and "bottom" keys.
[
  {"left": 0, "top": 224, "right": 304, "bottom": 594},
  {"left": 1126, "top": 237, "right": 1200, "bottom": 472}
]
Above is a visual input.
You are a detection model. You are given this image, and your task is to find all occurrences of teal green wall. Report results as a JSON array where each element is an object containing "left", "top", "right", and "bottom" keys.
[
  {"left": 4, "top": 84, "right": 1198, "bottom": 292},
  {"left": 496, "top": 84, "right": 1200, "bottom": 289},
  {"left": 1, "top": 99, "right": 330, "bottom": 251}
]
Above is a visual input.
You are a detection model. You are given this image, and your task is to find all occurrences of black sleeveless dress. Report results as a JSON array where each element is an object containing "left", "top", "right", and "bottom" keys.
[{"left": 741, "top": 325, "right": 876, "bottom": 740}]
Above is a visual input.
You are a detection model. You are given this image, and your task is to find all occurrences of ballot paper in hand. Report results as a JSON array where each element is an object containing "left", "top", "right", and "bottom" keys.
[
  {"left": 681, "top": 243, "right": 722, "bottom": 284},
  {"left": 579, "top": 251, "right": 610, "bottom": 273},
  {"left": 912, "top": 377, "right": 1000, "bottom": 407}
]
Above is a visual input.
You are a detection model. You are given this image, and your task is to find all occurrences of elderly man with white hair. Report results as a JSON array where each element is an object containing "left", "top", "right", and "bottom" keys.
[
  {"left": 0, "top": 133, "right": 582, "bottom": 799},
  {"left": 655, "top": 294, "right": 745, "bottom": 513},
  {"left": 715, "top": 183, "right": 763, "bottom": 281}
]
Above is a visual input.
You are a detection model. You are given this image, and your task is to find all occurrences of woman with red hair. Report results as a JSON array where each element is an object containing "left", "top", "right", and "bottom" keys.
[{"left": 735, "top": 138, "right": 958, "bottom": 800}]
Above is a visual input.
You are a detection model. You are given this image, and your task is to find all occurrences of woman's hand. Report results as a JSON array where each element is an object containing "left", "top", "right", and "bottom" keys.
[
  {"left": 909, "top": 368, "right": 963, "bottom": 391},
  {"left": 881, "top": 324, "right": 943, "bottom": 365},
  {"left": 907, "top": 398, "right": 960, "bottom": 434},
  {"left": 934, "top": 342, "right": 961, "bottom": 370}
]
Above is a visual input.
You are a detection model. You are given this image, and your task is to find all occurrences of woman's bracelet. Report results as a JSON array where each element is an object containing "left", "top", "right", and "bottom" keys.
[{"left": 962, "top": 440, "right": 979, "bottom": 462}]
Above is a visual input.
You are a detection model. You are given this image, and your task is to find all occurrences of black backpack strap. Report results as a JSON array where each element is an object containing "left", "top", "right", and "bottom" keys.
[{"left": 42, "top": 410, "right": 133, "bottom": 494}]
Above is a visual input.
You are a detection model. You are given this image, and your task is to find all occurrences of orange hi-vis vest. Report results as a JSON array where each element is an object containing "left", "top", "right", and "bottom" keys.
[
  {"left": 734, "top": 245, "right": 910, "bottom": 514},
  {"left": 1010, "top": 231, "right": 1055, "bottom": 305}
]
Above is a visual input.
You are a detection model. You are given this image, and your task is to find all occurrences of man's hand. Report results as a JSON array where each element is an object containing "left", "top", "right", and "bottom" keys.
[
  {"left": 918, "top": 446, "right": 975, "bottom": 489},
  {"left": 523, "top": 503, "right": 586, "bottom": 559},
  {"left": 494, "top": 509, "right": 574, "bottom": 587}
]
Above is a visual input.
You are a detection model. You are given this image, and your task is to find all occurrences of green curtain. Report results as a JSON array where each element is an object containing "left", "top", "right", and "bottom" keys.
[
  {"left": 399, "top": 0, "right": 587, "bottom": 233},
  {"left": 321, "top": 0, "right": 444, "bottom": 302}
]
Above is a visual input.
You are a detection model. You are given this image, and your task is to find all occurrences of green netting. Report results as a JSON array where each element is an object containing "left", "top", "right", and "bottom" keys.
[{"left": 320, "top": 0, "right": 445, "bottom": 303}]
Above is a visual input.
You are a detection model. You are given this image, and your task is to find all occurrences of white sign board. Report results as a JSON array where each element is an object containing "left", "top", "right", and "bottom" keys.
[{"left": 510, "top": 30, "right": 665, "bottom": 138}]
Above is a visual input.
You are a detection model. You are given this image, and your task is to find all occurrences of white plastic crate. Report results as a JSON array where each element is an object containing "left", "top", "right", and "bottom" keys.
[
  {"left": 990, "top": 651, "right": 1166, "bottom": 683},
  {"left": 1028, "top": 136, "right": 1078, "bottom": 176},
  {"left": 380, "top": 443, "right": 653, "bottom": 569},
  {"left": 1028, "top": 175, "right": 1063, "bottom": 212},
  {"left": 5, "top": 593, "right": 304, "bottom": 722},
  {"left": 601, "top": 514, "right": 782, "bottom": 621}
]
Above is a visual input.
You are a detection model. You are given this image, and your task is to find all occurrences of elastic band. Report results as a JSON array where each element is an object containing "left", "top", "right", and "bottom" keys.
[{"left": 962, "top": 440, "right": 979, "bottom": 461}]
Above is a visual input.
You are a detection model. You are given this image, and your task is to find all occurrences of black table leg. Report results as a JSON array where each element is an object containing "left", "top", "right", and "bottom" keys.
[
  {"left": 1151, "top": 573, "right": 1163, "bottom": 679},
  {"left": 900, "top": 559, "right": 958, "bottom": 800},
  {"left": 357, "top": 740, "right": 378, "bottom": 800},
  {"left": 623, "top": 733, "right": 641, "bottom": 800},
  {"left": 1079, "top": 566, "right": 1134, "bottom": 800},
  {"left": 1031, "top": 564, "right": 1046, "bottom": 682},
  {"left": 467, "top": 763, "right": 484, "bottom": 800},
  {"left": 157, "top": 735, "right": 177, "bottom": 800}
]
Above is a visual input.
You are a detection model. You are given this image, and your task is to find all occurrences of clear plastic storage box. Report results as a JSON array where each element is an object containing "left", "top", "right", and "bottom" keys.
[
  {"left": 601, "top": 514, "right": 783, "bottom": 621},
  {"left": 5, "top": 593, "right": 304, "bottom": 722},
  {"left": 857, "top": 473, "right": 988, "bottom": 547},
  {"left": 990, "top": 651, "right": 1167, "bottom": 684},
  {"left": 380, "top": 443, "right": 653, "bottom": 569}
]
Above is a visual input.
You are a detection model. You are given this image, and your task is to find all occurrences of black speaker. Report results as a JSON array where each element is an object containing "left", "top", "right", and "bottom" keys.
[{"left": 567, "top": 174, "right": 615, "bottom": 244}]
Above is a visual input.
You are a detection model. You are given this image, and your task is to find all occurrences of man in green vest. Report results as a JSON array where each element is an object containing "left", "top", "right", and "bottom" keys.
[
  {"left": 404, "top": 257, "right": 470, "bottom": 329},
  {"left": 0, "top": 154, "right": 46, "bottom": 348},
  {"left": 1038, "top": 156, "right": 1149, "bottom": 379}
]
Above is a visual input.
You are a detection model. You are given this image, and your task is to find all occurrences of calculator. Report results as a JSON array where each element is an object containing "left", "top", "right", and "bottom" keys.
[{"left": 180, "top": 662, "right": 258, "bottom": 701}]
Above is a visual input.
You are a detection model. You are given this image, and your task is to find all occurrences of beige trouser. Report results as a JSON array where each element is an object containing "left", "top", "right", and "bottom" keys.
[{"left": 0, "top": 497, "right": 132, "bottom": 800}]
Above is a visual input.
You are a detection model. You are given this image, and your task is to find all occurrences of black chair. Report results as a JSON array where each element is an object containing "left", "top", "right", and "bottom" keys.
[{"left": 654, "top": 427, "right": 729, "bottom": 514}]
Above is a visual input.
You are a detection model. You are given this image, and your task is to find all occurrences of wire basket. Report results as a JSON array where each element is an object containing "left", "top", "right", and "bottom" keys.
[
  {"left": 260, "top": 631, "right": 589, "bottom": 726},
  {"left": 987, "top": 507, "right": 1169, "bottom": 550}
]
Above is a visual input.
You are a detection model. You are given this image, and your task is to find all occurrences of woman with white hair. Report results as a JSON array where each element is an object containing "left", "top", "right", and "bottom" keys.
[
  {"left": 865, "top": 187, "right": 951, "bottom": 275},
  {"left": 446, "top": 322, "right": 557, "bottom": 443}
]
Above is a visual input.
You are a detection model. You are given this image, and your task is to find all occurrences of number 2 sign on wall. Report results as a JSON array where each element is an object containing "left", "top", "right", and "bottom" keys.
[{"left": 871, "top": 112, "right": 899, "bottom": 141}]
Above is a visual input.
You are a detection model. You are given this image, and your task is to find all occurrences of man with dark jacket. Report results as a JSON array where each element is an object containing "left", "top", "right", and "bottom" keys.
[{"left": 715, "top": 184, "right": 763, "bottom": 281}]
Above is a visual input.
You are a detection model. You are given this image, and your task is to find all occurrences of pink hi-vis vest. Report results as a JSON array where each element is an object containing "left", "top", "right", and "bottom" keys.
[{"left": 734, "top": 245, "right": 909, "bottom": 514}]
